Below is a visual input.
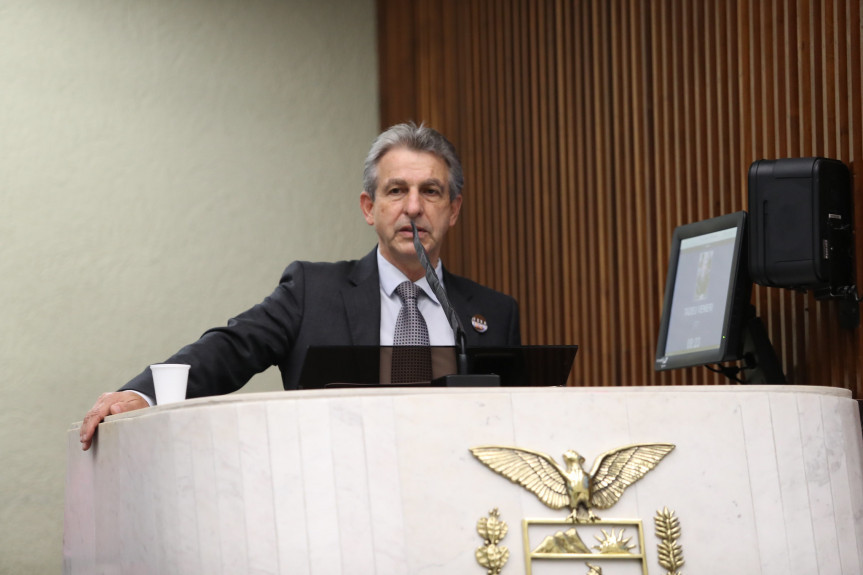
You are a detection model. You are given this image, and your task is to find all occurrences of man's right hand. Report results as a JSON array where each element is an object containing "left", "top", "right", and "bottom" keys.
[{"left": 80, "top": 391, "right": 149, "bottom": 451}]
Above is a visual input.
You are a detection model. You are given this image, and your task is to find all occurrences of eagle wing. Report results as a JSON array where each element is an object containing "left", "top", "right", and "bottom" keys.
[
  {"left": 470, "top": 445, "right": 571, "bottom": 510},
  {"left": 588, "top": 443, "right": 675, "bottom": 509}
]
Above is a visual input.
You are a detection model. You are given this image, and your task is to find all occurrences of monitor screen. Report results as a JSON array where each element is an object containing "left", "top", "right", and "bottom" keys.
[{"left": 655, "top": 211, "right": 751, "bottom": 371}]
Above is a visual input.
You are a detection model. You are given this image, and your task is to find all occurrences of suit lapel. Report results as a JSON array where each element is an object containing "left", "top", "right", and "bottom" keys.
[
  {"left": 443, "top": 269, "right": 479, "bottom": 347},
  {"left": 342, "top": 249, "right": 381, "bottom": 345}
]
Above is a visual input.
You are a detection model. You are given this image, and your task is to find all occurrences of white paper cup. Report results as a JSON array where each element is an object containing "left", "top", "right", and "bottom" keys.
[{"left": 150, "top": 364, "right": 190, "bottom": 405}]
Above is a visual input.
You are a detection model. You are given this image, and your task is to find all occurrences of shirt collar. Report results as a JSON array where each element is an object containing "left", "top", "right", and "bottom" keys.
[{"left": 376, "top": 247, "right": 445, "bottom": 305}]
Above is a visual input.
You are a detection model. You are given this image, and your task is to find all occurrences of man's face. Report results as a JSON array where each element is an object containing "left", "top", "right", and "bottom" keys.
[{"left": 360, "top": 147, "right": 463, "bottom": 277}]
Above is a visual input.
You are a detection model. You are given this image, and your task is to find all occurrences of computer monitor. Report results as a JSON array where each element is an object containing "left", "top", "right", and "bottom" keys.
[
  {"left": 297, "top": 345, "right": 578, "bottom": 388},
  {"left": 655, "top": 211, "right": 751, "bottom": 371}
]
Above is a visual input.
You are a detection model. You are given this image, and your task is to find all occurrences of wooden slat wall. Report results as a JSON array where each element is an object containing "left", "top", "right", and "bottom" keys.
[{"left": 378, "top": 0, "right": 863, "bottom": 396}]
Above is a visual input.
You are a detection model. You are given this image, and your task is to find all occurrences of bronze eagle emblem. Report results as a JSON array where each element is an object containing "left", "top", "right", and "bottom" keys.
[{"left": 470, "top": 443, "right": 675, "bottom": 522}]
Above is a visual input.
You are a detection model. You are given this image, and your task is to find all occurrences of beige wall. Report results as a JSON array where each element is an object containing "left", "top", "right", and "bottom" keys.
[{"left": 1, "top": 0, "right": 378, "bottom": 571}]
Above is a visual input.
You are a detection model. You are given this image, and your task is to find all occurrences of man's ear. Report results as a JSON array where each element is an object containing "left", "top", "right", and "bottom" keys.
[
  {"left": 448, "top": 194, "right": 463, "bottom": 226},
  {"left": 360, "top": 191, "right": 375, "bottom": 225}
]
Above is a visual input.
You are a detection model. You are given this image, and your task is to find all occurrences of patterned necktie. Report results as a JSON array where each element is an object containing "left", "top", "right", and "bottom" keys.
[{"left": 392, "top": 281, "right": 432, "bottom": 383}]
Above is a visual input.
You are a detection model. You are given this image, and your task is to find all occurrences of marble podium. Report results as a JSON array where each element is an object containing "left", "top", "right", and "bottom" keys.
[{"left": 64, "top": 385, "right": 863, "bottom": 575}]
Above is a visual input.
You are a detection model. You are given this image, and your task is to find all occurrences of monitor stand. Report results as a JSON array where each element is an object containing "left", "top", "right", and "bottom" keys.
[{"left": 740, "top": 309, "right": 787, "bottom": 384}]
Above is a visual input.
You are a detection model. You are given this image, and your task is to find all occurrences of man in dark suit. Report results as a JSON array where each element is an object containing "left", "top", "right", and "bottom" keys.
[{"left": 80, "top": 122, "right": 520, "bottom": 450}]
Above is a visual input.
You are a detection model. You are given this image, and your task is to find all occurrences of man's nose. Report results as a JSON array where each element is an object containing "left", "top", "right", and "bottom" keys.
[{"left": 404, "top": 189, "right": 423, "bottom": 216}]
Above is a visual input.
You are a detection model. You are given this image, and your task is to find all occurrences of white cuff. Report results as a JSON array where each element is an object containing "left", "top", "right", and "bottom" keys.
[{"left": 127, "top": 389, "right": 154, "bottom": 407}]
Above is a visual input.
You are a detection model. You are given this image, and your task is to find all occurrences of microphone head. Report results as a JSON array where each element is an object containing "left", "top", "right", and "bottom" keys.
[{"left": 410, "top": 220, "right": 424, "bottom": 255}]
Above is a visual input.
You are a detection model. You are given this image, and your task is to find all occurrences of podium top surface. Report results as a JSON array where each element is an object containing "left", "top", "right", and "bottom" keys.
[{"left": 71, "top": 384, "right": 852, "bottom": 430}]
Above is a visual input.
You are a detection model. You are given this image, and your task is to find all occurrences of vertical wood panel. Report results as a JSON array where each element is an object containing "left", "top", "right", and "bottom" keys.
[{"left": 378, "top": 0, "right": 863, "bottom": 397}]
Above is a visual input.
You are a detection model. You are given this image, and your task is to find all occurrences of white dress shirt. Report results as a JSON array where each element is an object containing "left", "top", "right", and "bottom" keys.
[{"left": 376, "top": 249, "right": 456, "bottom": 346}]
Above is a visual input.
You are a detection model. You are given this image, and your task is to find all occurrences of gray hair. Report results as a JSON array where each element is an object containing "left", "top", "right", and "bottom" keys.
[{"left": 362, "top": 122, "right": 464, "bottom": 201}]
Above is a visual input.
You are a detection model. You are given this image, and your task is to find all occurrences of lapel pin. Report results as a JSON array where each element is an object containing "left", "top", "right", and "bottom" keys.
[{"left": 471, "top": 314, "right": 488, "bottom": 333}]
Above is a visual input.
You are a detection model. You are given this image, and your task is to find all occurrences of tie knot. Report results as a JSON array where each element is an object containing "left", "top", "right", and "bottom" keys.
[{"left": 395, "top": 281, "right": 420, "bottom": 303}]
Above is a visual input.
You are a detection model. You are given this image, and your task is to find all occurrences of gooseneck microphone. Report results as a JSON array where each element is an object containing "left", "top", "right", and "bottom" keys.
[{"left": 410, "top": 221, "right": 471, "bottom": 375}]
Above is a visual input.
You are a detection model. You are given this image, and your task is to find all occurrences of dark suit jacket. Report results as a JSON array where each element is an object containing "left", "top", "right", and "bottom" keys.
[{"left": 121, "top": 248, "right": 521, "bottom": 398}]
